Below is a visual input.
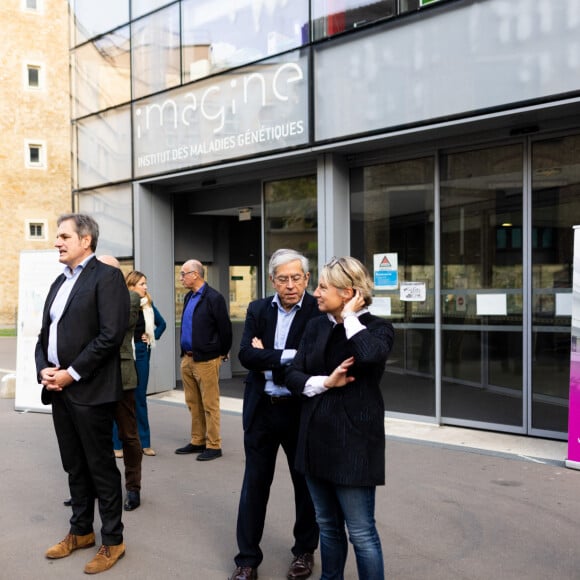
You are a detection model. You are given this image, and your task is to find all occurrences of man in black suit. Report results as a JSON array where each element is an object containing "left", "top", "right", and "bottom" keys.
[
  {"left": 35, "top": 214, "right": 129, "bottom": 575},
  {"left": 229, "top": 249, "right": 320, "bottom": 580}
]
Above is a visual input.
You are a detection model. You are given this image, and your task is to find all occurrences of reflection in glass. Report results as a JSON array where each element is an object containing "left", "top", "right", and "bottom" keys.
[
  {"left": 72, "top": 27, "right": 131, "bottom": 119},
  {"left": 181, "top": 0, "right": 308, "bottom": 82},
  {"left": 133, "top": 50, "right": 310, "bottom": 177},
  {"left": 440, "top": 144, "right": 523, "bottom": 427},
  {"left": 132, "top": 4, "right": 181, "bottom": 99},
  {"left": 531, "top": 135, "right": 580, "bottom": 433},
  {"left": 311, "top": 0, "right": 396, "bottom": 40},
  {"left": 351, "top": 157, "right": 435, "bottom": 416},
  {"left": 264, "top": 176, "right": 317, "bottom": 293},
  {"left": 229, "top": 266, "right": 258, "bottom": 322},
  {"left": 77, "top": 184, "right": 133, "bottom": 257},
  {"left": 70, "top": 0, "right": 129, "bottom": 46},
  {"left": 76, "top": 105, "right": 132, "bottom": 189},
  {"left": 132, "top": 0, "right": 173, "bottom": 20}
]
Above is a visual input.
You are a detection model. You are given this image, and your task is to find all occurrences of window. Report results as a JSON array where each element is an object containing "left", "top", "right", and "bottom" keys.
[
  {"left": 72, "top": 28, "right": 131, "bottom": 118},
  {"left": 28, "top": 66, "right": 39, "bottom": 87},
  {"left": 24, "top": 140, "right": 46, "bottom": 168},
  {"left": 312, "top": 0, "right": 396, "bottom": 40},
  {"left": 22, "top": 0, "right": 42, "bottom": 11},
  {"left": 26, "top": 220, "right": 47, "bottom": 241},
  {"left": 131, "top": 4, "right": 181, "bottom": 99},
  {"left": 25, "top": 64, "right": 43, "bottom": 89},
  {"left": 181, "top": 0, "right": 308, "bottom": 83}
]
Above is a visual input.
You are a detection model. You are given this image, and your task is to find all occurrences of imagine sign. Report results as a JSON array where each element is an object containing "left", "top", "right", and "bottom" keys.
[{"left": 134, "top": 51, "right": 309, "bottom": 177}]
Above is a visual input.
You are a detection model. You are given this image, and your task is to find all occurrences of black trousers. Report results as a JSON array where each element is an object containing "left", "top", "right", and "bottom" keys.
[
  {"left": 51, "top": 394, "right": 124, "bottom": 546},
  {"left": 234, "top": 396, "right": 318, "bottom": 568}
]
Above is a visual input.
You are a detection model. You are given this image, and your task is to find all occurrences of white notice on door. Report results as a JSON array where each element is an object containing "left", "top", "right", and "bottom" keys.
[{"left": 476, "top": 293, "right": 507, "bottom": 316}]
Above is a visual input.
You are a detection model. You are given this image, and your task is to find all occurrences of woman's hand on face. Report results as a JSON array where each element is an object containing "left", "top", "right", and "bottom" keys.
[
  {"left": 342, "top": 289, "right": 365, "bottom": 319},
  {"left": 324, "top": 356, "right": 355, "bottom": 388}
]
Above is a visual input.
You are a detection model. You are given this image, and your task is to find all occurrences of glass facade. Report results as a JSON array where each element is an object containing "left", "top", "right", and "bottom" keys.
[
  {"left": 76, "top": 184, "right": 133, "bottom": 257},
  {"left": 531, "top": 134, "right": 580, "bottom": 432},
  {"left": 71, "top": 27, "right": 131, "bottom": 118},
  {"left": 68, "top": 0, "right": 580, "bottom": 437},
  {"left": 70, "top": 0, "right": 129, "bottom": 46},
  {"left": 347, "top": 134, "right": 580, "bottom": 436},
  {"left": 351, "top": 158, "right": 435, "bottom": 416},
  {"left": 181, "top": 0, "right": 308, "bottom": 82},
  {"left": 76, "top": 106, "right": 132, "bottom": 188},
  {"left": 131, "top": 4, "right": 181, "bottom": 99},
  {"left": 264, "top": 175, "right": 318, "bottom": 292},
  {"left": 440, "top": 144, "right": 524, "bottom": 426},
  {"left": 132, "top": 0, "right": 174, "bottom": 20}
]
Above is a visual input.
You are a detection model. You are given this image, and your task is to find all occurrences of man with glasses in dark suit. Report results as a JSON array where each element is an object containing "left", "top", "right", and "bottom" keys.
[{"left": 229, "top": 249, "right": 320, "bottom": 580}]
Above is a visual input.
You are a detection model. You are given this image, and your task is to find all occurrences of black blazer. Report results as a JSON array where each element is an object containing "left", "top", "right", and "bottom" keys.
[
  {"left": 238, "top": 292, "right": 322, "bottom": 431},
  {"left": 286, "top": 313, "right": 395, "bottom": 486},
  {"left": 180, "top": 284, "right": 232, "bottom": 361},
  {"left": 35, "top": 257, "right": 130, "bottom": 406}
]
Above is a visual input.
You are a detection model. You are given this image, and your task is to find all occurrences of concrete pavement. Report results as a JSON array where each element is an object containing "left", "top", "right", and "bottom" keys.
[
  {"left": 3, "top": 390, "right": 580, "bottom": 580},
  {"left": 2, "top": 334, "right": 579, "bottom": 579}
]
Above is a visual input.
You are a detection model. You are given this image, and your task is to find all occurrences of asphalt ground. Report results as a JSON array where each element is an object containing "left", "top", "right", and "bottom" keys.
[{"left": 2, "top": 336, "right": 580, "bottom": 579}]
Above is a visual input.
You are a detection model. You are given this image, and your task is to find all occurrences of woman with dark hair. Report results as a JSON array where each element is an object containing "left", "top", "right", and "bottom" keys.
[
  {"left": 113, "top": 271, "right": 166, "bottom": 457},
  {"left": 286, "top": 256, "right": 394, "bottom": 580}
]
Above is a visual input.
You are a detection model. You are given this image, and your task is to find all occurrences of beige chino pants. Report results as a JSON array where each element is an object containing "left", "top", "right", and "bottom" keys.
[{"left": 180, "top": 355, "right": 222, "bottom": 450}]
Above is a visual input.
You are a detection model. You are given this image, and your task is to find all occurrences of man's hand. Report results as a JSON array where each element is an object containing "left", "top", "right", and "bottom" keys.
[
  {"left": 41, "top": 367, "right": 74, "bottom": 391},
  {"left": 251, "top": 337, "right": 264, "bottom": 350}
]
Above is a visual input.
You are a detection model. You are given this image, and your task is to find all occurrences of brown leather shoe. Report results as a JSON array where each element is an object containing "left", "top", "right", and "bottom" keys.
[
  {"left": 287, "top": 553, "right": 314, "bottom": 579},
  {"left": 84, "top": 543, "right": 125, "bottom": 574},
  {"left": 230, "top": 566, "right": 258, "bottom": 580},
  {"left": 45, "top": 532, "right": 96, "bottom": 559}
]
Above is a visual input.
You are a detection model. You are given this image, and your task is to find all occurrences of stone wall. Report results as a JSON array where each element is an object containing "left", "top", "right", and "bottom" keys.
[{"left": 0, "top": 0, "right": 71, "bottom": 327}]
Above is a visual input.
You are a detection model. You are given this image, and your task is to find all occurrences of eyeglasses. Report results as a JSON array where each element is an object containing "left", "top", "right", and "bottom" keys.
[
  {"left": 179, "top": 270, "right": 196, "bottom": 278},
  {"left": 273, "top": 274, "right": 306, "bottom": 285},
  {"left": 327, "top": 257, "right": 354, "bottom": 286}
]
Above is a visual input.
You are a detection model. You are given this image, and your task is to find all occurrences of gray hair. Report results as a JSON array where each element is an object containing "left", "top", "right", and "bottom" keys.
[
  {"left": 268, "top": 249, "right": 309, "bottom": 277},
  {"left": 57, "top": 213, "right": 99, "bottom": 252}
]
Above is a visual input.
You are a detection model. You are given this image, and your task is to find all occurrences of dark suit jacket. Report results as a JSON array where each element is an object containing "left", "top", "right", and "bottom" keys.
[
  {"left": 238, "top": 292, "right": 322, "bottom": 431},
  {"left": 180, "top": 283, "right": 232, "bottom": 361},
  {"left": 120, "top": 290, "right": 140, "bottom": 390},
  {"left": 286, "top": 312, "right": 395, "bottom": 486},
  {"left": 35, "top": 256, "right": 130, "bottom": 406}
]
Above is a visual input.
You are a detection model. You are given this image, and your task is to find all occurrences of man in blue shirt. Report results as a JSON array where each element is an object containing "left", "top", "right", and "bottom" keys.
[
  {"left": 229, "top": 249, "right": 320, "bottom": 580},
  {"left": 176, "top": 259, "right": 232, "bottom": 461}
]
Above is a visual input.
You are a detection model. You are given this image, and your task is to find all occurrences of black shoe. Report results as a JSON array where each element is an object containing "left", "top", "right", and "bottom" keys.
[
  {"left": 124, "top": 490, "right": 140, "bottom": 511},
  {"left": 175, "top": 443, "right": 206, "bottom": 455},
  {"left": 196, "top": 448, "right": 222, "bottom": 461},
  {"left": 287, "top": 553, "right": 314, "bottom": 579},
  {"left": 230, "top": 566, "right": 258, "bottom": 580},
  {"left": 63, "top": 498, "right": 72, "bottom": 507}
]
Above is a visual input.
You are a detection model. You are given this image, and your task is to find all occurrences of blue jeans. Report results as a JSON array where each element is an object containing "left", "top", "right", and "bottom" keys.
[{"left": 306, "top": 476, "right": 384, "bottom": 580}]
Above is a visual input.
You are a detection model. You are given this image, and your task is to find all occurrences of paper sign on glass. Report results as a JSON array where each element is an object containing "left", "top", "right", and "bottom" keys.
[
  {"left": 476, "top": 293, "right": 507, "bottom": 316},
  {"left": 374, "top": 253, "right": 398, "bottom": 290},
  {"left": 556, "top": 293, "right": 572, "bottom": 317},
  {"left": 369, "top": 297, "right": 391, "bottom": 316},
  {"left": 400, "top": 282, "right": 426, "bottom": 302}
]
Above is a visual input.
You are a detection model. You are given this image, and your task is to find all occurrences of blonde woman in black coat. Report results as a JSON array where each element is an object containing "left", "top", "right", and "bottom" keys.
[{"left": 286, "top": 257, "right": 394, "bottom": 580}]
